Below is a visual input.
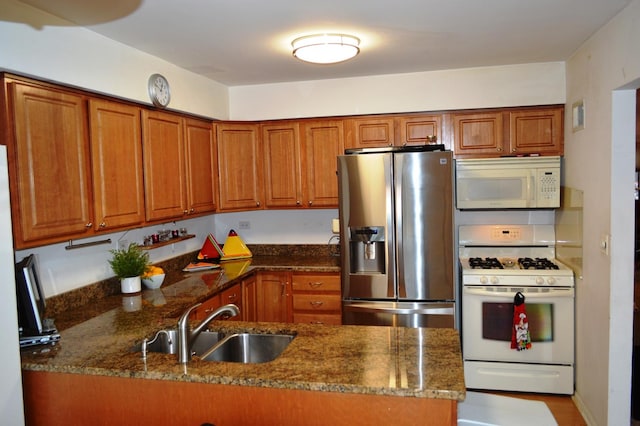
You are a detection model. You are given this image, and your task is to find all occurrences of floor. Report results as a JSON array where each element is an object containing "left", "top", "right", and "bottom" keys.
[{"left": 485, "top": 391, "right": 586, "bottom": 425}]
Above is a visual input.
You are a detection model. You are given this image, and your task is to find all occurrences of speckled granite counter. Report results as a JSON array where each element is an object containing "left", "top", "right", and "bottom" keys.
[{"left": 21, "top": 254, "right": 465, "bottom": 405}]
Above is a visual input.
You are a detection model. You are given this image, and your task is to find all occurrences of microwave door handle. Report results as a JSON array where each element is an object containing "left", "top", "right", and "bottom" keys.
[{"left": 529, "top": 172, "right": 536, "bottom": 206}]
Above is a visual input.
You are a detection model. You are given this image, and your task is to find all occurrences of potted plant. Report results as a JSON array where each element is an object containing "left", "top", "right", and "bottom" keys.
[{"left": 108, "top": 243, "right": 150, "bottom": 294}]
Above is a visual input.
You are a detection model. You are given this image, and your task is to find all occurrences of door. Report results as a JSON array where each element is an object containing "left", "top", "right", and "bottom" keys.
[
  {"left": 142, "top": 110, "right": 187, "bottom": 221},
  {"left": 10, "top": 82, "right": 93, "bottom": 246},
  {"left": 338, "top": 152, "right": 395, "bottom": 300},
  {"left": 342, "top": 301, "right": 454, "bottom": 328},
  {"left": 89, "top": 99, "right": 145, "bottom": 231},
  {"left": 303, "top": 120, "right": 344, "bottom": 207},
  {"left": 217, "top": 123, "right": 263, "bottom": 210},
  {"left": 462, "top": 285, "right": 575, "bottom": 364},
  {"left": 395, "top": 150, "right": 454, "bottom": 301},
  {"left": 184, "top": 118, "right": 218, "bottom": 215}
]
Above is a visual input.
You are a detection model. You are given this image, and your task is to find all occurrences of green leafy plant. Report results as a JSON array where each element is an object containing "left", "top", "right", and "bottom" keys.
[{"left": 108, "top": 243, "right": 150, "bottom": 279}]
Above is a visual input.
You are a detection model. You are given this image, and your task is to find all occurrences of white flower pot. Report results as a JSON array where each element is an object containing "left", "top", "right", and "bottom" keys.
[{"left": 121, "top": 276, "right": 142, "bottom": 294}]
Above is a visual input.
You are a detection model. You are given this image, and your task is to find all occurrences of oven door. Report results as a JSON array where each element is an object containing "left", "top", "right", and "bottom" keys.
[{"left": 462, "top": 285, "right": 574, "bottom": 364}]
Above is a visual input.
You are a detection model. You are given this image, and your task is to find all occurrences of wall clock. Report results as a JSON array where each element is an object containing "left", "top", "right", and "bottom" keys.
[{"left": 148, "top": 73, "right": 171, "bottom": 107}]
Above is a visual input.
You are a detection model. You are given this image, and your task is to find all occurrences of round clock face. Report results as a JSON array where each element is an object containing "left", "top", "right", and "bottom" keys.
[{"left": 148, "top": 73, "right": 171, "bottom": 107}]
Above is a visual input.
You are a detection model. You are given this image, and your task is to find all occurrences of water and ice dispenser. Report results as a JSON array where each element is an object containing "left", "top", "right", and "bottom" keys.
[{"left": 349, "top": 226, "right": 385, "bottom": 274}]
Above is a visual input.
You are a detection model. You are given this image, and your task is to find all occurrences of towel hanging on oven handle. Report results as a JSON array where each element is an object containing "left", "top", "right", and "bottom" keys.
[{"left": 511, "top": 291, "right": 532, "bottom": 351}]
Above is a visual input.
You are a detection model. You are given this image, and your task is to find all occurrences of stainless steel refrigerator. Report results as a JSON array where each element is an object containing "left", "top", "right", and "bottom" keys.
[{"left": 338, "top": 146, "right": 455, "bottom": 328}]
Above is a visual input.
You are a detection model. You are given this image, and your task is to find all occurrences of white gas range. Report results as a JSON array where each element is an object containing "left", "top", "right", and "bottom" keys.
[{"left": 459, "top": 224, "right": 575, "bottom": 395}]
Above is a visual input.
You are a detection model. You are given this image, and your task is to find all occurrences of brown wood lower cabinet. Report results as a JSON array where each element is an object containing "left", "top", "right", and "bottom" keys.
[
  {"left": 256, "top": 271, "right": 291, "bottom": 322},
  {"left": 192, "top": 271, "right": 341, "bottom": 325},
  {"left": 292, "top": 272, "right": 342, "bottom": 325},
  {"left": 22, "top": 371, "right": 456, "bottom": 426},
  {"left": 241, "top": 272, "right": 258, "bottom": 321}
]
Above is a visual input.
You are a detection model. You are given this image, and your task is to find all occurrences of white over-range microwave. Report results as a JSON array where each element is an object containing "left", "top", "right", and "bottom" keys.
[{"left": 455, "top": 156, "right": 561, "bottom": 209}]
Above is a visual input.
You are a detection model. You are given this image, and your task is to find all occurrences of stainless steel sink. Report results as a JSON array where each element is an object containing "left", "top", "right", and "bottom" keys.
[
  {"left": 199, "top": 333, "right": 295, "bottom": 363},
  {"left": 134, "top": 329, "right": 223, "bottom": 356}
]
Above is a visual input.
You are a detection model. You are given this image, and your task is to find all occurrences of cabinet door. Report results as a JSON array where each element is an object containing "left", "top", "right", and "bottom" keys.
[
  {"left": 9, "top": 82, "right": 93, "bottom": 247},
  {"left": 256, "top": 272, "right": 291, "bottom": 323},
  {"left": 242, "top": 273, "right": 258, "bottom": 322},
  {"left": 217, "top": 123, "right": 263, "bottom": 211},
  {"left": 89, "top": 99, "right": 145, "bottom": 231},
  {"left": 142, "top": 110, "right": 187, "bottom": 222},
  {"left": 509, "top": 107, "right": 563, "bottom": 156},
  {"left": 220, "top": 283, "right": 242, "bottom": 314},
  {"left": 347, "top": 117, "right": 394, "bottom": 148},
  {"left": 192, "top": 294, "right": 222, "bottom": 321},
  {"left": 184, "top": 118, "right": 218, "bottom": 215},
  {"left": 262, "top": 122, "right": 302, "bottom": 208},
  {"left": 452, "top": 112, "right": 504, "bottom": 157},
  {"left": 302, "top": 120, "right": 344, "bottom": 208},
  {"left": 399, "top": 115, "right": 442, "bottom": 146}
]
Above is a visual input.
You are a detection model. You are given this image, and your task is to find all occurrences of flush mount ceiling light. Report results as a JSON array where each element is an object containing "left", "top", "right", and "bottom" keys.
[{"left": 292, "top": 33, "right": 360, "bottom": 64}]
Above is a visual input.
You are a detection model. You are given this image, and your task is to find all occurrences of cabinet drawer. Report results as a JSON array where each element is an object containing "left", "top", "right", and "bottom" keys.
[
  {"left": 293, "top": 313, "right": 342, "bottom": 325},
  {"left": 292, "top": 274, "right": 341, "bottom": 292},
  {"left": 292, "top": 294, "right": 341, "bottom": 312},
  {"left": 220, "top": 284, "right": 241, "bottom": 305}
]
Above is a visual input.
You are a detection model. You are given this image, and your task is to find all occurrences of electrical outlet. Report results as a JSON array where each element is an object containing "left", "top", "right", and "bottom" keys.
[
  {"left": 239, "top": 221, "right": 250, "bottom": 230},
  {"left": 118, "top": 239, "right": 129, "bottom": 250}
]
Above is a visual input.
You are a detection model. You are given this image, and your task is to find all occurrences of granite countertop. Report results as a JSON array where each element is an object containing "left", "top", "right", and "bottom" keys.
[{"left": 21, "top": 254, "right": 465, "bottom": 401}]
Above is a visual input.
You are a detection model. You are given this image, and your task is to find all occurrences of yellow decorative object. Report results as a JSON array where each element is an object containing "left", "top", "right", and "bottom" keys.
[
  {"left": 142, "top": 265, "right": 164, "bottom": 278},
  {"left": 221, "top": 229, "right": 252, "bottom": 260}
]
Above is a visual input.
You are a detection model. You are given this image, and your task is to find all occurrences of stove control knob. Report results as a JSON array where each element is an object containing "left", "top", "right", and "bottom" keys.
[
  {"left": 535, "top": 277, "right": 545, "bottom": 285},
  {"left": 547, "top": 277, "right": 556, "bottom": 285},
  {"left": 490, "top": 276, "right": 499, "bottom": 284},
  {"left": 480, "top": 276, "right": 488, "bottom": 284}
]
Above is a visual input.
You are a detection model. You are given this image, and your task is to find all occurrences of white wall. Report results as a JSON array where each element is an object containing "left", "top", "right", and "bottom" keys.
[
  {"left": 564, "top": 0, "right": 640, "bottom": 424},
  {"left": 0, "top": 0, "right": 229, "bottom": 120},
  {"left": 229, "top": 62, "right": 565, "bottom": 120}
]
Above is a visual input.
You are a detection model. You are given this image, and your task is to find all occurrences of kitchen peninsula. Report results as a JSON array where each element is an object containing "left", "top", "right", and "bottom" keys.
[{"left": 20, "top": 252, "right": 465, "bottom": 426}]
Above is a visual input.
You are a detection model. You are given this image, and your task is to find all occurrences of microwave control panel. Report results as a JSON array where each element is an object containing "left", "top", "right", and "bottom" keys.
[{"left": 536, "top": 168, "right": 560, "bottom": 207}]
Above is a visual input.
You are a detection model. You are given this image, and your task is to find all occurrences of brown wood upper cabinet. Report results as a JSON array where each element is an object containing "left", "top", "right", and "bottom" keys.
[
  {"left": 262, "top": 119, "right": 343, "bottom": 209},
  {"left": 302, "top": 119, "right": 344, "bottom": 208},
  {"left": 217, "top": 122, "right": 263, "bottom": 211},
  {"left": 346, "top": 114, "right": 444, "bottom": 149},
  {"left": 347, "top": 117, "right": 395, "bottom": 148},
  {"left": 262, "top": 122, "right": 303, "bottom": 208},
  {"left": 89, "top": 99, "right": 145, "bottom": 232},
  {"left": 184, "top": 118, "right": 218, "bottom": 215},
  {"left": 6, "top": 80, "right": 94, "bottom": 248},
  {"left": 142, "top": 111, "right": 217, "bottom": 222},
  {"left": 509, "top": 107, "right": 563, "bottom": 155},
  {"left": 452, "top": 106, "right": 564, "bottom": 158},
  {"left": 398, "top": 114, "right": 443, "bottom": 146}
]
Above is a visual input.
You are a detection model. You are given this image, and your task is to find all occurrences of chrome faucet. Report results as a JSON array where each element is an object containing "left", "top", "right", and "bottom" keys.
[{"left": 177, "top": 303, "right": 240, "bottom": 363}]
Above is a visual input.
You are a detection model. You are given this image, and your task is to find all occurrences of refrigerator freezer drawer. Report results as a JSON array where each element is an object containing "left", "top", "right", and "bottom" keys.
[{"left": 342, "top": 301, "right": 455, "bottom": 328}]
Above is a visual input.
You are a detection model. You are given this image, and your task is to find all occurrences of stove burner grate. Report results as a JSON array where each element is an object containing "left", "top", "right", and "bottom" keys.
[
  {"left": 518, "top": 257, "right": 559, "bottom": 270},
  {"left": 469, "top": 257, "right": 503, "bottom": 269},
  {"left": 467, "top": 256, "right": 560, "bottom": 270}
]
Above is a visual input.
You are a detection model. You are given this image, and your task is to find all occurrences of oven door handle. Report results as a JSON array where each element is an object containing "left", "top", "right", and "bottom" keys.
[{"left": 463, "top": 286, "right": 574, "bottom": 298}]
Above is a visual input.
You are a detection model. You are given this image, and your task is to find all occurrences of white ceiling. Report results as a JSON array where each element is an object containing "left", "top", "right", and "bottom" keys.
[{"left": 19, "top": 0, "right": 632, "bottom": 86}]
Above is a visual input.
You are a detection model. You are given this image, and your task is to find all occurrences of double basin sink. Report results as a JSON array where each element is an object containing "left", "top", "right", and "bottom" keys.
[{"left": 135, "top": 329, "right": 295, "bottom": 364}]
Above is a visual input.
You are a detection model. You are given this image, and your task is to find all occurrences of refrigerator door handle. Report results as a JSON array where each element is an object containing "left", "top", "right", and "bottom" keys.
[{"left": 344, "top": 303, "right": 454, "bottom": 316}]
